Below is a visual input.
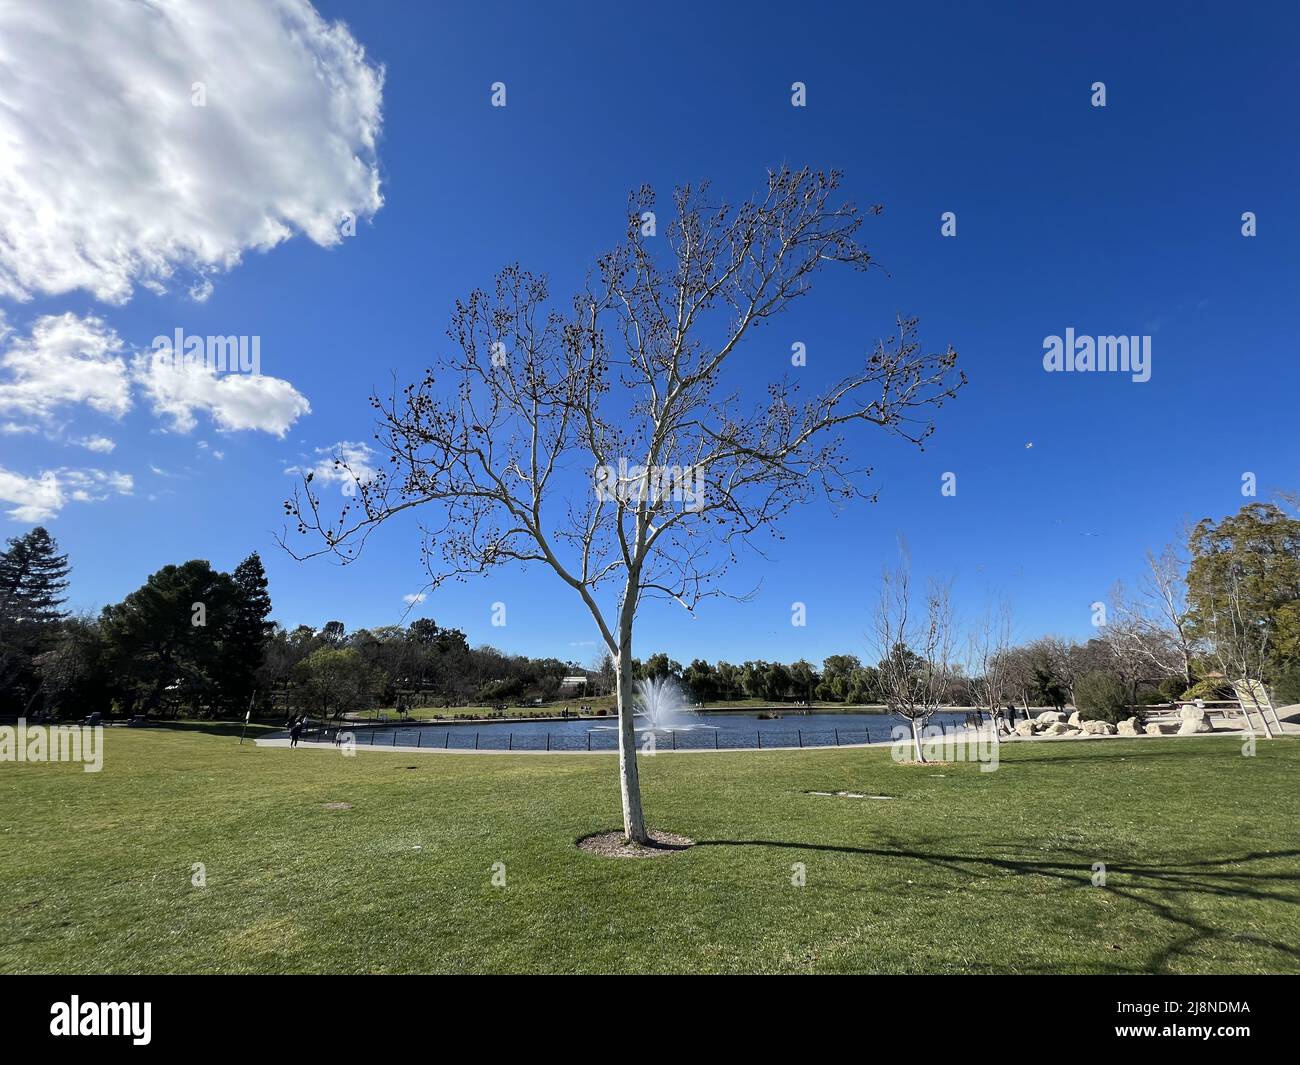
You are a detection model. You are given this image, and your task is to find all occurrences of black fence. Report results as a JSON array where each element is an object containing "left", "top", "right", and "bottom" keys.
[{"left": 308, "top": 724, "right": 903, "bottom": 752}]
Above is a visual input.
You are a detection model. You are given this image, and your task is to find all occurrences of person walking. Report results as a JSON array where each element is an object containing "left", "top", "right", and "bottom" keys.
[{"left": 289, "top": 714, "right": 303, "bottom": 748}]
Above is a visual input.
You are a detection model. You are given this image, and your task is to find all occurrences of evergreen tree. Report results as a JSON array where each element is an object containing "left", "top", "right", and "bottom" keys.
[
  {"left": 219, "top": 552, "right": 274, "bottom": 712},
  {"left": 0, "top": 526, "right": 70, "bottom": 625},
  {"left": 100, "top": 560, "right": 237, "bottom": 717},
  {"left": 34, "top": 616, "right": 110, "bottom": 719},
  {"left": 0, "top": 526, "right": 71, "bottom": 713},
  {"left": 1187, "top": 502, "right": 1300, "bottom": 679}
]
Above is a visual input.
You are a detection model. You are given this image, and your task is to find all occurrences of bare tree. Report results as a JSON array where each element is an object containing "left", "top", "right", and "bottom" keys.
[
  {"left": 1035, "top": 635, "right": 1102, "bottom": 709},
  {"left": 873, "top": 553, "right": 957, "bottom": 762},
  {"left": 282, "top": 167, "right": 964, "bottom": 842},
  {"left": 590, "top": 650, "right": 615, "bottom": 697},
  {"left": 999, "top": 644, "right": 1038, "bottom": 715},
  {"left": 1205, "top": 569, "right": 1282, "bottom": 737},
  {"left": 1143, "top": 544, "right": 1197, "bottom": 687},
  {"left": 1103, "top": 547, "right": 1197, "bottom": 691},
  {"left": 967, "top": 599, "right": 1013, "bottom": 739}
]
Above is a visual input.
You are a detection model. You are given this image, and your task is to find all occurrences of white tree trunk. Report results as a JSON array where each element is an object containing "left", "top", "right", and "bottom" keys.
[
  {"left": 1243, "top": 698, "right": 1273, "bottom": 738},
  {"left": 1247, "top": 688, "right": 1275, "bottom": 739},
  {"left": 910, "top": 717, "right": 926, "bottom": 763},
  {"left": 1260, "top": 686, "right": 1285, "bottom": 734},
  {"left": 615, "top": 637, "right": 649, "bottom": 844}
]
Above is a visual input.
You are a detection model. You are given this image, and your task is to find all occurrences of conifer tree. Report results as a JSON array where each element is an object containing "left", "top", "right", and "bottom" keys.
[
  {"left": 0, "top": 527, "right": 71, "bottom": 714},
  {"left": 0, "top": 526, "right": 70, "bottom": 626}
]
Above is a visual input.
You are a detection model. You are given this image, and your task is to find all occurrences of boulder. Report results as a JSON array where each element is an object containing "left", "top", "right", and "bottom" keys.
[
  {"left": 1117, "top": 717, "right": 1140, "bottom": 736},
  {"left": 1014, "top": 721, "right": 1037, "bottom": 738},
  {"left": 1042, "top": 722, "right": 1070, "bottom": 735},
  {"left": 1145, "top": 722, "right": 1176, "bottom": 736},
  {"left": 1067, "top": 711, "right": 1082, "bottom": 727},
  {"left": 1036, "top": 710, "right": 1066, "bottom": 724},
  {"left": 1082, "top": 720, "right": 1116, "bottom": 736},
  {"left": 1178, "top": 705, "right": 1212, "bottom": 733}
]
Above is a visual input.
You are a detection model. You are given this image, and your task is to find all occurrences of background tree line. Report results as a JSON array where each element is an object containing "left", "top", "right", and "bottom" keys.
[{"left": 2, "top": 499, "right": 1296, "bottom": 721}]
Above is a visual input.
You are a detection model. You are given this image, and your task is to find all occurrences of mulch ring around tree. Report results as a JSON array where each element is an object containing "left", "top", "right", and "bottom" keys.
[{"left": 577, "top": 829, "right": 695, "bottom": 858}]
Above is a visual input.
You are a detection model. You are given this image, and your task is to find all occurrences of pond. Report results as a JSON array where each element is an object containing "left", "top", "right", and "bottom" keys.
[{"left": 347, "top": 710, "right": 977, "bottom": 752}]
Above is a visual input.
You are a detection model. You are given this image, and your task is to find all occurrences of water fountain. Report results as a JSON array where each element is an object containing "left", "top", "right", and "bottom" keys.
[
  {"left": 634, "top": 675, "right": 694, "bottom": 731},
  {"left": 589, "top": 675, "right": 715, "bottom": 734}
]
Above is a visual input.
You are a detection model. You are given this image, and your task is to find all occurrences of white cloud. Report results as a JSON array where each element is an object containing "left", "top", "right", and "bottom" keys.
[
  {"left": 0, "top": 0, "right": 384, "bottom": 304},
  {"left": 0, "top": 465, "right": 133, "bottom": 522},
  {"left": 402, "top": 592, "right": 427, "bottom": 605},
  {"left": 286, "top": 440, "right": 377, "bottom": 496},
  {"left": 0, "top": 312, "right": 308, "bottom": 437},
  {"left": 77, "top": 435, "right": 117, "bottom": 453},
  {"left": 0, "top": 313, "right": 131, "bottom": 422},
  {"left": 135, "top": 354, "right": 310, "bottom": 436}
]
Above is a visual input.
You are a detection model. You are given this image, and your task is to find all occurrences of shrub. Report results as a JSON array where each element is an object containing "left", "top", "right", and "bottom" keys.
[
  {"left": 1157, "top": 675, "right": 1187, "bottom": 702},
  {"left": 1074, "top": 671, "right": 1131, "bottom": 723},
  {"left": 1270, "top": 663, "right": 1300, "bottom": 705},
  {"left": 1179, "top": 678, "right": 1235, "bottom": 702}
]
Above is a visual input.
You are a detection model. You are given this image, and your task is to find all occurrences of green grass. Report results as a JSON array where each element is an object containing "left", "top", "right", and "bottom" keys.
[{"left": 2, "top": 725, "right": 1297, "bottom": 974}]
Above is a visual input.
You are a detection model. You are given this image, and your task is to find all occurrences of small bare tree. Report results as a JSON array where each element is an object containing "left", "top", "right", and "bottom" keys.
[
  {"left": 1206, "top": 570, "right": 1282, "bottom": 737},
  {"left": 967, "top": 599, "right": 1013, "bottom": 739},
  {"left": 873, "top": 553, "right": 956, "bottom": 762},
  {"left": 1103, "top": 545, "right": 1197, "bottom": 692},
  {"left": 1143, "top": 544, "right": 1197, "bottom": 687},
  {"left": 999, "top": 644, "right": 1038, "bottom": 715},
  {"left": 282, "top": 167, "right": 963, "bottom": 842},
  {"left": 1034, "top": 635, "right": 1094, "bottom": 709}
]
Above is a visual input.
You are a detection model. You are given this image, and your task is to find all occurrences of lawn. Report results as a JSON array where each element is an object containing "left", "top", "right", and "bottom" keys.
[{"left": 1, "top": 725, "right": 1297, "bottom": 974}]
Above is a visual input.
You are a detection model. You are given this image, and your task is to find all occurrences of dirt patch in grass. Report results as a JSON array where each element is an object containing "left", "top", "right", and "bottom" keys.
[
  {"left": 577, "top": 829, "right": 694, "bottom": 858},
  {"left": 321, "top": 802, "right": 353, "bottom": 810},
  {"left": 805, "top": 790, "right": 893, "bottom": 799}
]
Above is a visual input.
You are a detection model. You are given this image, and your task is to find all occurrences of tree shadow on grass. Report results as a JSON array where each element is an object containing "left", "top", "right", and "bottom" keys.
[
  {"left": 990, "top": 745, "right": 1261, "bottom": 767},
  {"left": 695, "top": 838, "right": 1300, "bottom": 972},
  {"left": 126, "top": 720, "right": 279, "bottom": 739}
]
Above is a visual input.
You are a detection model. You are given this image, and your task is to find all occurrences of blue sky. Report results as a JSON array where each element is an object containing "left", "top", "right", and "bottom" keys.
[{"left": 2, "top": 0, "right": 1297, "bottom": 669}]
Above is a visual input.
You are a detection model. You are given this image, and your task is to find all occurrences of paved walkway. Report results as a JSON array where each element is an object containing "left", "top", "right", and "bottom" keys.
[{"left": 1273, "top": 704, "right": 1300, "bottom": 734}]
